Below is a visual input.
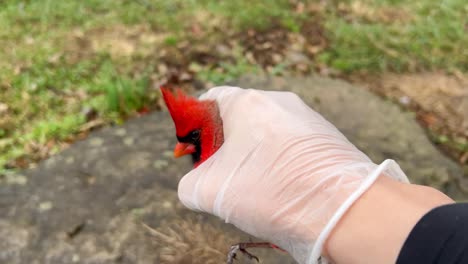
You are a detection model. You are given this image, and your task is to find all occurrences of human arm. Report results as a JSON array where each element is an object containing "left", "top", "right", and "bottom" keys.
[{"left": 326, "top": 176, "right": 453, "bottom": 264}]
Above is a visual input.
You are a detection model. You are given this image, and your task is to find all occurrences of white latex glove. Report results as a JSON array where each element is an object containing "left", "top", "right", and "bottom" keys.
[{"left": 178, "top": 86, "right": 409, "bottom": 264}]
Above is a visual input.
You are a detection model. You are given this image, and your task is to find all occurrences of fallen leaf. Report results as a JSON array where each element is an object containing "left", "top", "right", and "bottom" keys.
[
  {"left": 417, "top": 112, "right": 439, "bottom": 127},
  {"left": 0, "top": 103, "right": 8, "bottom": 115},
  {"left": 137, "top": 106, "right": 151, "bottom": 115},
  {"left": 79, "top": 119, "right": 105, "bottom": 132},
  {"left": 460, "top": 152, "right": 468, "bottom": 164}
]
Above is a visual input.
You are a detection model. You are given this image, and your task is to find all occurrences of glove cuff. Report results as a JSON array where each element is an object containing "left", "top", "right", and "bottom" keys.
[{"left": 308, "top": 159, "right": 410, "bottom": 264}]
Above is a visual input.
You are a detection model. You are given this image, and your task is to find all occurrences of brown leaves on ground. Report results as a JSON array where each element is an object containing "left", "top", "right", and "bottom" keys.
[
  {"left": 376, "top": 73, "right": 468, "bottom": 137},
  {"left": 351, "top": 72, "right": 468, "bottom": 165},
  {"left": 63, "top": 16, "right": 329, "bottom": 88},
  {"left": 236, "top": 17, "right": 328, "bottom": 74},
  {"left": 66, "top": 24, "right": 168, "bottom": 63}
]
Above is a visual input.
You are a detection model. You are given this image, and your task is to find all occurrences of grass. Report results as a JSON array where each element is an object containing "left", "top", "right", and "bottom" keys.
[
  {"left": 204, "top": 0, "right": 304, "bottom": 31},
  {"left": 96, "top": 61, "right": 152, "bottom": 115},
  {"left": 321, "top": 0, "right": 467, "bottom": 72},
  {"left": 198, "top": 46, "right": 260, "bottom": 85},
  {"left": 0, "top": 0, "right": 467, "bottom": 174}
]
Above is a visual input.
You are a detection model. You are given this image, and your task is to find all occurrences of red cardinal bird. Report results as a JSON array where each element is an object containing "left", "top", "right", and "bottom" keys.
[
  {"left": 160, "top": 87, "right": 223, "bottom": 167},
  {"left": 161, "top": 87, "right": 283, "bottom": 263}
]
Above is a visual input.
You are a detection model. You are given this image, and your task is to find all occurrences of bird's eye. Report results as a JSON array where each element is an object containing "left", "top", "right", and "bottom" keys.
[{"left": 191, "top": 130, "right": 200, "bottom": 141}]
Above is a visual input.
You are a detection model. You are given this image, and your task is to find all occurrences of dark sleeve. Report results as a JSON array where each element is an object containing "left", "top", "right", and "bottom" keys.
[{"left": 397, "top": 203, "right": 468, "bottom": 264}]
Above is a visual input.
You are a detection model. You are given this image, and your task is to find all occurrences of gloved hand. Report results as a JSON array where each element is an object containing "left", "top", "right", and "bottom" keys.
[{"left": 177, "top": 86, "right": 409, "bottom": 264}]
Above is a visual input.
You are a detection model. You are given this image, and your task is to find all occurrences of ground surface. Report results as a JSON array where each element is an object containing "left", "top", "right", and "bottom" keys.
[
  {"left": 1, "top": 76, "right": 465, "bottom": 264},
  {"left": 351, "top": 72, "right": 468, "bottom": 164}
]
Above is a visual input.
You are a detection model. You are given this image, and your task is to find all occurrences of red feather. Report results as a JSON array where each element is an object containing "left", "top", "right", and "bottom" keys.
[{"left": 161, "top": 87, "right": 223, "bottom": 167}]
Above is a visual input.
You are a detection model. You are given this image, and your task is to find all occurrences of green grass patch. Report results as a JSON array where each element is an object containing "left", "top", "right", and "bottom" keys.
[
  {"left": 25, "top": 114, "right": 85, "bottom": 144},
  {"left": 198, "top": 50, "right": 259, "bottom": 85},
  {"left": 1, "top": 52, "right": 152, "bottom": 174},
  {"left": 322, "top": 0, "right": 468, "bottom": 72},
  {"left": 96, "top": 62, "right": 151, "bottom": 116},
  {"left": 203, "top": 0, "right": 304, "bottom": 31}
]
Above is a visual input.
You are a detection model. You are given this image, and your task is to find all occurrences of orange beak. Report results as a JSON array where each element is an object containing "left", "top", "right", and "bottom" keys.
[{"left": 173, "top": 142, "right": 196, "bottom": 158}]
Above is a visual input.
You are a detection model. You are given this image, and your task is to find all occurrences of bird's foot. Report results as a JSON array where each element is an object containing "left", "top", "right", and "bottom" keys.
[{"left": 227, "top": 243, "right": 260, "bottom": 264}]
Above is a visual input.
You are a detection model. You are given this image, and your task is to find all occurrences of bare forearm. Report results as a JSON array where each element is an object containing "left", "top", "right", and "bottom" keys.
[{"left": 324, "top": 176, "right": 454, "bottom": 264}]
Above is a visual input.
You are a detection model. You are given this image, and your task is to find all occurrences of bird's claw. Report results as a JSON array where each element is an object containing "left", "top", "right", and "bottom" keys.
[
  {"left": 226, "top": 244, "right": 260, "bottom": 264},
  {"left": 240, "top": 248, "right": 260, "bottom": 262},
  {"left": 226, "top": 244, "right": 239, "bottom": 264}
]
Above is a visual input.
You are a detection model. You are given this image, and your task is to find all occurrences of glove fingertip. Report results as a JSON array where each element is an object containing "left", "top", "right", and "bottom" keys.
[
  {"left": 199, "top": 86, "right": 243, "bottom": 101},
  {"left": 177, "top": 190, "right": 200, "bottom": 211},
  {"left": 177, "top": 170, "right": 202, "bottom": 211}
]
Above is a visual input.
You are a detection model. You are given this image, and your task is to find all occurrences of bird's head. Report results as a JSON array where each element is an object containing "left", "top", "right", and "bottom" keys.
[{"left": 161, "top": 87, "right": 223, "bottom": 167}]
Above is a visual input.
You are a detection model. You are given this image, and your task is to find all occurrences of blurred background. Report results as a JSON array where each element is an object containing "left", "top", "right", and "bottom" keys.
[{"left": 0, "top": 0, "right": 467, "bottom": 176}]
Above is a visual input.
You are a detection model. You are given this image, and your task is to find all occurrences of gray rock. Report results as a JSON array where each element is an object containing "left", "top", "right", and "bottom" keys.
[
  {"left": 0, "top": 113, "right": 293, "bottom": 264},
  {"left": 0, "top": 75, "right": 466, "bottom": 264}
]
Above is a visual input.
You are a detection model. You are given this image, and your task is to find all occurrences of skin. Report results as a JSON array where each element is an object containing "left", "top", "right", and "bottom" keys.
[{"left": 324, "top": 176, "right": 454, "bottom": 264}]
